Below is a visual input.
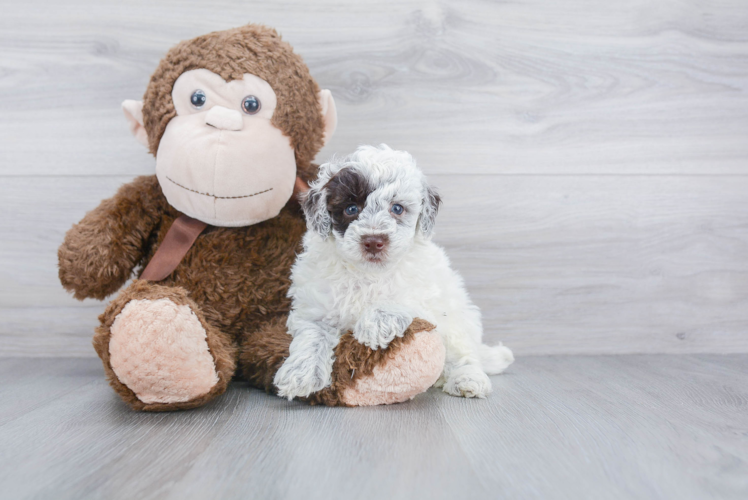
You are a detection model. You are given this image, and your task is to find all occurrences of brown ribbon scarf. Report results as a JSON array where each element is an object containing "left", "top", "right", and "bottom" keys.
[
  {"left": 140, "top": 215, "right": 208, "bottom": 281},
  {"left": 140, "top": 177, "right": 310, "bottom": 282}
]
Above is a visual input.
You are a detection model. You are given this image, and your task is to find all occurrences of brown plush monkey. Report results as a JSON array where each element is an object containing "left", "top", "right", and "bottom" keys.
[{"left": 58, "top": 24, "right": 444, "bottom": 411}]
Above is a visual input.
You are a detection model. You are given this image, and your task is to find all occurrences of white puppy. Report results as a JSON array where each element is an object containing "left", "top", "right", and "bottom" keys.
[{"left": 274, "top": 145, "right": 514, "bottom": 400}]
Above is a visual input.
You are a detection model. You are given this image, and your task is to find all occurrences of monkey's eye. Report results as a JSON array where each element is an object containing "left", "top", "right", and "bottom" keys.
[
  {"left": 344, "top": 204, "right": 358, "bottom": 216},
  {"left": 190, "top": 90, "right": 207, "bottom": 109},
  {"left": 242, "top": 95, "right": 261, "bottom": 115},
  {"left": 390, "top": 204, "right": 404, "bottom": 215}
]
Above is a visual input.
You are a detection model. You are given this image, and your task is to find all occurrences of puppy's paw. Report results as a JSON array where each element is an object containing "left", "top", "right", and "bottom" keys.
[
  {"left": 273, "top": 355, "right": 332, "bottom": 401},
  {"left": 353, "top": 307, "right": 413, "bottom": 350},
  {"left": 442, "top": 366, "right": 492, "bottom": 398}
]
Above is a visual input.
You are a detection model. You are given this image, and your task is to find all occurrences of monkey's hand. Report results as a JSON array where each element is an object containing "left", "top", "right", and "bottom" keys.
[
  {"left": 58, "top": 176, "right": 162, "bottom": 300},
  {"left": 353, "top": 306, "right": 413, "bottom": 351}
]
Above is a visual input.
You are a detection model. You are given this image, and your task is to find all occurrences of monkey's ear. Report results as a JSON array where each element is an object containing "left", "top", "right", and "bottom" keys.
[
  {"left": 418, "top": 184, "right": 442, "bottom": 238},
  {"left": 122, "top": 100, "right": 149, "bottom": 148},
  {"left": 318, "top": 90, "right": 337, "bottom": 147},
  {"left": 301, "top": 180, "right": 332, "bottom": 238}
]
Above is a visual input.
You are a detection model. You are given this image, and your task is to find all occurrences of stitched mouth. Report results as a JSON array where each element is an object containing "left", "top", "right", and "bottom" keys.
[{"left": 166, "top": 176, "right": 273, "bottom": 200}]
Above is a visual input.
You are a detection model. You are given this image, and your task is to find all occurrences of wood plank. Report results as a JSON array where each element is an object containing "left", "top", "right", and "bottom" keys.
[
  {"left": 437, "top": 354, "right": 748, "bottom": 499},
  {"left": 0, "top": 0, "right": 747, "bottom": 176},
  {"left": 438, "top": 175, "right": 748, "bottom": 354},
  {"left": 0, "top": 355, "right": 745, "bottom": 499},
  {"left": 1, "top": 175, "right": 746, "bottom": 356},
  {"left": 0, "top": 357, "right": 101, "bottom": 426}
]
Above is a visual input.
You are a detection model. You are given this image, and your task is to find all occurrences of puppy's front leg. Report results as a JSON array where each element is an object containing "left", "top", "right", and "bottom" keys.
[
  {"left": 273, "top": 320, "right": 339, "bottom": 400},
  {"left": 353, "top": 305, "right": 413, "bottom": 350},
  {"left": 439, "top": 335, "right": 492, "bottom": 399}
]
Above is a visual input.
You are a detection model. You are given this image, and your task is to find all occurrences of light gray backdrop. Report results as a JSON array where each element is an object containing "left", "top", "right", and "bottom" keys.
[{"left": 1, "top": 0, "right": 747, "bottom": 356}]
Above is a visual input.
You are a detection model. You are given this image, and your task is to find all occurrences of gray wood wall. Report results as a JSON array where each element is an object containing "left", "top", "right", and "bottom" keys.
[{"left": 1, "top": 0, "right": 747, "bottom": 357}]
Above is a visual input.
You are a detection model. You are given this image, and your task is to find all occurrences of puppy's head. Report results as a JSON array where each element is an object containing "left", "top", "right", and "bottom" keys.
[{"left": 302, "top": 145, "right": 441, "bottom": 268}]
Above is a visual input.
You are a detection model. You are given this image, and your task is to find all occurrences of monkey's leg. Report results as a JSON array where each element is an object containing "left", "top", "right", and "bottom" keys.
[
  {"left": 94, "top": 280, "right": 236, "bottom": 411},
  {"left": 239, "top": 317, "right": 444, "bottom": 406},
  {"left": 238, "top": 315, "right": 292, "bottom": 393}
]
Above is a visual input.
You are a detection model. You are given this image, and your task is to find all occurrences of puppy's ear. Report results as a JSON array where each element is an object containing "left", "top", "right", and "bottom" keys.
[
  {"left": 301, "top": 183, "right": 332, "bottom": 238},
  {"left": 418, "top": 183, "right": 442, "bottom": 237}
]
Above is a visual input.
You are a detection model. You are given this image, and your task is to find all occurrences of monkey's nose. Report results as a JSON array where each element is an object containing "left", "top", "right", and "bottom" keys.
[
  {"left": 361, "top": 234, "right": 389, "bottom": 255},
  {"left": 205, "top": 106, "right": 243, "bottom": 131}
]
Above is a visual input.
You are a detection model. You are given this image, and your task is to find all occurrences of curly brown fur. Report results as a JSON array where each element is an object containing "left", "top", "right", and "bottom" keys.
[
  {"left": 154, "top": 187, "right": 308, "bottom": 340},
  {"left": 238, "top": 315, "right": 291, "bottom": 392},
  {"left": 60, "top": 175, "right": 307, "bottom": 410},
  {"left": 305, "top": 318, "right": 436, "bottom": 407},
  {"left": 94, "top": 280, "right": 237, "bottom": 411},
  {"left": 62, "top": 175, "right": 307, "bottom": 336},
  {"left": 58, "top": 176, "right": 166, "bottom": 300},
  {"left": 142, "top": 24, "right": 325, "bottom": 182}
]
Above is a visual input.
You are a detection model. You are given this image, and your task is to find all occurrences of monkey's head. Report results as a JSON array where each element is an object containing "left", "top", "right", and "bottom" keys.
[{"left": 122, "top": 24, "right": 337, "bottom": 227}]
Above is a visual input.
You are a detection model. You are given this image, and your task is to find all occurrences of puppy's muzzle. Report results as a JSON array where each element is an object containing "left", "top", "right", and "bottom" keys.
[{"left": 361, "top": 234, "right": 389, "bottom": 256}]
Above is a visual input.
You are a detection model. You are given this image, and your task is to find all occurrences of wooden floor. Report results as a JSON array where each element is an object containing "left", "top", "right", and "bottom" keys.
[{"left": 1, "top": 355, "right": 746, "bottom": 500}]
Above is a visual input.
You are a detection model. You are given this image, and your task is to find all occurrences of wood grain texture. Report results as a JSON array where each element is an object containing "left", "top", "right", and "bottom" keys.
[
  {"left": 0, "top": 355, "right": 746, "bottom": 499},
  {"left": 0, "top": 0, "right": 746, "bottom": 176},
  {"left": 1, "top": 0, "right": 747, "bottom": 355},
  {"left": 1, "top": 175, "right": 746, "bottom": 356}
]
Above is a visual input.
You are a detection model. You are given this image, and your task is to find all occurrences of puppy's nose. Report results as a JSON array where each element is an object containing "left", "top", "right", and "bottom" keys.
[
  {"left": 205, "top": 106, "right": 243, "bottom": 131},
  {"left": 361, "top": 234, "right": 389, "bottom": 255}
]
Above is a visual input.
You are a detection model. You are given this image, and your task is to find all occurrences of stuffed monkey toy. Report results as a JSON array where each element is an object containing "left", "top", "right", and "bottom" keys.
[{"left": 58, "top": 24, "right": 445, "bottom": 411}]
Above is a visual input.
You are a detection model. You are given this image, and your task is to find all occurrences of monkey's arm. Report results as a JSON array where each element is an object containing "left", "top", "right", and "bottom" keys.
[{"left": 58, "top": 175, "right": 164, "bottom": 300}]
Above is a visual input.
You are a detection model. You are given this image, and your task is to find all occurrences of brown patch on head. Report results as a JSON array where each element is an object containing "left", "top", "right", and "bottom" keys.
[
  {"left": 324, "top": 168, "right": 372, "bottom": 236},
  {"left": 142, "top": 24, "right": 325, "bottom": 181},
  {"left": 419, "top": 185, "right": 442, "bottom": 236}
]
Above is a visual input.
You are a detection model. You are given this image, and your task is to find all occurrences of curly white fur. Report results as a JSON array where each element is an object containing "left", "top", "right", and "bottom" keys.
[{"left": 273, "top": 145, "right": 514, "bottom": 400}]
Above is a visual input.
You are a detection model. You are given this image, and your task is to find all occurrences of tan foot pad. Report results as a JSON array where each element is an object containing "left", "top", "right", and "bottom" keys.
[{"left": 109, "top": 298, "right": 219, "bottom": 404}]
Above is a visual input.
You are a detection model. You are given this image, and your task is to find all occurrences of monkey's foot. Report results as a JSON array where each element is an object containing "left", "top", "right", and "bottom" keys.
[
  {"left": 306, "top": 318, "right": 446, "bottom": 406},
  {"left": 108, "top": 297, "right": 219, "bottom": 404},
  {"left": 94, "top": 280, "right": 236, "bottom": 411}
]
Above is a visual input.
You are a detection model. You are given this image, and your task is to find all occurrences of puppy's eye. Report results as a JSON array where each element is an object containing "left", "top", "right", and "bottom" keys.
[
  {"left": 344, "top": 204, "right": 358, "bottom": 216},
  {"left": 390, "top": 204, "right": 404, "bottom": 215},
  {"left": 190, "top": 90, "right": 207, "bottom": 109},
  {"left": 241, "top": 95, "right": 261, "bottom": 114}
]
